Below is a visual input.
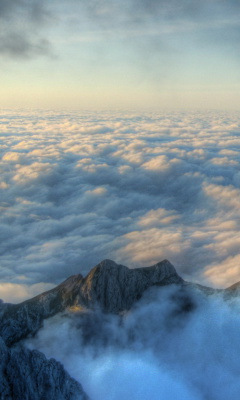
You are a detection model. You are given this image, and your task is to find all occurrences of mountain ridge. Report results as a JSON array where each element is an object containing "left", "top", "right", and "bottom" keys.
[
  {"left": 0, "top": 259, "right": 183, "bottom": 346},
  {"left": 1, "top": 258, "right": 239, "bottom": 400},
  {"left": 0, "top": 337, "right": 88, "bottom": 400},
  {"left": 1, "top": 258, "right": 236, "bottom": 347}
]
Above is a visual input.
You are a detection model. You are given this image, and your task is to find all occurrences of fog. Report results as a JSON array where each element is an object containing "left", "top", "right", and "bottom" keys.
[{"left": 26, "top": 285, "right": 240, "bottom": 399}]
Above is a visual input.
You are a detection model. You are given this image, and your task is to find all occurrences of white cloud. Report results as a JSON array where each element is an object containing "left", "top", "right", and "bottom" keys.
[
  {"left": 12, "top": 162, "right": 54, "bottom": 184},
  {"left": 204, "top": 254, "right": 240, "bottom": 288},
  {"left": 1, "top": 109, "right": 240, "bottom": 301},
  {"left": 0, "top": 282, "right": 54, "bottom": 303},
  {"left": 137, "top": 208, "right": 180, "bottom": 228},
  {"left": 203, "top": 183, "right": 240, "bottom": 210}
]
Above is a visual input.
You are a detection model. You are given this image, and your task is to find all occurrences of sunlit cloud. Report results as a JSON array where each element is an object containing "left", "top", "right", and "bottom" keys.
[
  {"left": 204, "top": 254, "right": 240, "bottom": 288},
  {"left": 0, "top": 109, "right": 240, "bottom": 302},
  {"left": 0, "top": 282, "right": 54, "bottom": 303}
]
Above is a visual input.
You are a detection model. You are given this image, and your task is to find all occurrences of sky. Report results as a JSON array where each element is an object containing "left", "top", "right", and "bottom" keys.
[
  {"left": 2, "top": 3, "right": 240, "bottom": 398},
  {"left": 0, "top": 0, "right": 240, "bottom": 110},
  {"left": 0, "top": 1, "right": 240, "bottom": 303}
]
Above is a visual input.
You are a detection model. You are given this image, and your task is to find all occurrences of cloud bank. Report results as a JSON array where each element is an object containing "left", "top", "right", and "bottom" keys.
[{"left": 0, "top": 109, "right": 240, "bottom": 302}]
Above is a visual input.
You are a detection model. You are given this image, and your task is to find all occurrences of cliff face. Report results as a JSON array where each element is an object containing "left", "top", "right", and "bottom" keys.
[
  {"left": 0, "top": 274, "right": 84, "bottom": 347},
  {"left": 0, "top": 337, "right": 88, "bottom": 400},
  {"left": 0, "top": 258, "right": 184, "bottom": 400},
  {"left": 0, "top": 259, "right": 183, "bottom": 346},
  {"left": 0, "top": 258, "right": 236, "bottom": 400},
  {"left": 79, "top": 259, "right": 183, "bottom": 312}
]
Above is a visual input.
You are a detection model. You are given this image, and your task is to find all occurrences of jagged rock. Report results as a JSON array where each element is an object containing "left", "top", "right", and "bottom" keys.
[
  {"left": 183, "top": 282, "right": 221, "bottom": 295},
  {"left": 0, "top": 337, "right": 88, "bottom": 400},
  {"left": 0, "top": 274, "right": 84, "bottom": 346},
  {"left": 0, "top": 259, "right": 183, "bottom": 345},
  {"left": 223, "top": 281, "right": 240, "bottom": 300},
  {"left": 226, "top": 281, "right": 240, "bottom": 291},
  {"left": 78, "top": 259, "right": 183, "bottom": 312}
]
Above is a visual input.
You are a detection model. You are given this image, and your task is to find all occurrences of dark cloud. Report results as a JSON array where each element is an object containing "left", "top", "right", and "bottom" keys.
[
  {"left": 1, "top": 0, "right": 240, "bottom": 60},
  {"left": 75, "top": 0, "right": 240, "bottom": 64},
  {"left": 0, "top": 0, "right": 52, "bottom": 58},
  {"left": 78, "top": 0, "right": 240, "bottom": 25}
]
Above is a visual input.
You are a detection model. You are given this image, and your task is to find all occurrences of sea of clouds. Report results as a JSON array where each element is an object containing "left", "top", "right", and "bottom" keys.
[
  {"left": 0, "top": 109, "right": 240, "bottom": 302},
  {"left": 26, "top": 285, "right": 240, "bottom": 400}
]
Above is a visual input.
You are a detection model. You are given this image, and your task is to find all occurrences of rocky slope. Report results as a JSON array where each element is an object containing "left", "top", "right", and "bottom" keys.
[
  {"left": 79, "top": 258, "right": 183, "bottom": 312},
  {"left": 0, "top": 337, "right": 88, "bottom": 400},
  {"left": 0, "top": 259, "right": 183, "bottom": 346},
  {"left": 0, "top": 258, "right": 185, "bottom": 400},
  {"left": 0, "top": 274, "right": 84, "bottom": 347},
  {"left": 0, "top": 258, "right": 236, "bottom": 400},
  {"left": 226, "top": 281, "right": 240, "bottom": 291}
]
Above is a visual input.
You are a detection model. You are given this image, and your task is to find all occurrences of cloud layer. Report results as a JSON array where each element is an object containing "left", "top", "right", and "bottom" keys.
[{"left": 0, "top": 109, "right": 240, "bottom": 301}]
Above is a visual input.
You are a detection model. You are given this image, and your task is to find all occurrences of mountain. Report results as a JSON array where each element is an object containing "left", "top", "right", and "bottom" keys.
[
  {"left": 226, "top": 281, "right": 240, "bottom": 291},
  {"left": 79, "top": 259, "right": 183, "bottom": 312},
  {"left": 0, "top": 337, "right": 88, "bottom": 400},
  {"left": 0, "top": 258, "right": 232, "bottom": 400},
  {"left": 0, "top": 259, "right": 183, "bottom": 346}
]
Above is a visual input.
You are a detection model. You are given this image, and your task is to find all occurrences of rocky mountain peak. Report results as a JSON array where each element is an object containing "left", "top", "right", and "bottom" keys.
[
  {"left": 0, "top": 337, "right": 88, "bottom": 400},
  {"left": 0, "top": 258, "right": 233, "bottom": 400},
  {"left": 226, "top": 281, "right": 240, "bottom": 291},
  {"left": 0, "top": 259, "right": 183, "bottom": 345},
  {"left": 78, "top": 259, "right": 183, "bottom": 312}
]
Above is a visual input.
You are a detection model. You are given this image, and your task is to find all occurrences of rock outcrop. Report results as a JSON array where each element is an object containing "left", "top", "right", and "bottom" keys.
[
  {"left": 0, "top": 258, "right": 237, "bottom": 400},
  {"left": 0, "top": 259, "right": 182, "bottom": 345},
  {"left": 0, "top": 274, "right": 84, "bottom": 347},
  {"left": 0, "top": 337, "right": 88, "bottom": 400},
  {"left": 78, "top": 259, "right": 183, "bottom": 312},
  {"left": 226, "top": 281, "right": 240, "bottom": 291}
]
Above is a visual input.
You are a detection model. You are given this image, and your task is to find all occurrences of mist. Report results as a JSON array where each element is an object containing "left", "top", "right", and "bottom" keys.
[{"left": 26, "top": 285, "right": 240, "bottom": 400}]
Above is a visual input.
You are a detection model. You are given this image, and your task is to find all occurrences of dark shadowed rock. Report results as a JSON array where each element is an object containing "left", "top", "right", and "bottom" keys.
[
  {"left": 183, "top": 282, "right": 221, "bottom": 295},
  {"left": 78, "top": 259, "right": 183, "bottom": 312},
  {"left": 0, "top": 259, "right": 183, "bottom": 345},
  {"left": 0, "top": 337, "right": 88, "bottom": 400},
  {"left": 223, "top": 281, "right": 240, "bottom": 300},
  {"left": 0, "top": 274, "right": 84, "bottom": 346}
]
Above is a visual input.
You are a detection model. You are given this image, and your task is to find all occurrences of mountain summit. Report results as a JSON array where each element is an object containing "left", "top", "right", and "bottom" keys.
[
  {"left": 0, "top": 258, "right": 184, "bottom": 399},
  {"left": 0, "top": 259, "right": 182, "bottom": 346},
  {"left": 0, "top": 258, "right": 238, "bottom": 400},
  {"left": 79, "top": 259, "right": 183, "bottom": 312}
]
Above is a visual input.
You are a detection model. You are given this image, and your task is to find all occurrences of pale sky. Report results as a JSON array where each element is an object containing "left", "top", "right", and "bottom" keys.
[{"left": 1, "top": 0, "right": 240, "bottom": 110}]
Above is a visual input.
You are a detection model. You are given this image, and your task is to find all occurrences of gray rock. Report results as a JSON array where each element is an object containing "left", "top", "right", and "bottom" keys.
[
  {"left": 0, "top": 259, "right": 183, "bottom": 345},
  {"left": 0, "top": 274, "right": 84, "bottom": 346},
  {"left": 2, "top": 258, "right": 226, "bottom": 400},
  {"left": 226, "top": 281, "right": 240, "bottom": 291},
  {"left": 78, "top": 259, "right": 184, "bottom": 312},
  {"left": 0, "top": 337, "right": 88, "bottom": 400}
]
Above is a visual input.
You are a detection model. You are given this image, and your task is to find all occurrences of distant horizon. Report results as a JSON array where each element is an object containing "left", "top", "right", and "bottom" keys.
[{"left": 1, "top": 105, "right": 240, "bottom": 113}]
